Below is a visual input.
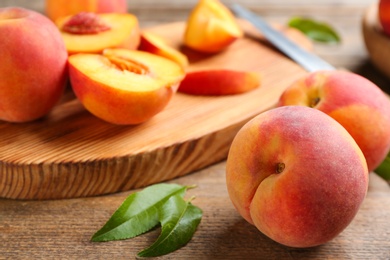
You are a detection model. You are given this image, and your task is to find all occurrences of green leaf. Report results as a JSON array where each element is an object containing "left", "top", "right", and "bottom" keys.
[
  {"left": 375, "top": 152, "right": 390, "bottom": 180},
  {"left": 91, "top": 183, "right": 188, "bottom": 242},
  {"left": 137, "top": 195, "right": 203, "bottom": 258},
  {"left": 288, "top": 17, "right": 341, "bottom": 43}
]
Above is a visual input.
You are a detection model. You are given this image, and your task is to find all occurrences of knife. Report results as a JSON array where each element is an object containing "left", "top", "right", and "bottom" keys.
[{"left": 231, "top": 4, "right": 336, "bottom": 72}]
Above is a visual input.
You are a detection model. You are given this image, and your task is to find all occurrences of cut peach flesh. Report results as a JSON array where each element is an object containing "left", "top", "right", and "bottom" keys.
[
  {"left": 184, "top": 0, "right": 243, "bottom": 52},
  {"left": 140, "top": 31, "right": 189, "bottom": 68},
  {"left": 68, "top": 49, "right": 185, "bottom": 92},
  {"left": 197, "top": 0, "right": 242, "bottom": 36},
  {"left": 56, "top": 13, "right": 139, "bottom": 54},
  {"left": 68, "top": 49, "right": 185, "bottom": 124}
]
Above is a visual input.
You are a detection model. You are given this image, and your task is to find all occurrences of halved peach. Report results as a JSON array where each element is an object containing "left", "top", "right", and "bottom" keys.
[
  {"left": 184, "top": 0, "right": 243, "bottom": 53},
  {"left": 178, "top": 70, "right": 260, "bottom": 96},
  {"left": 139, "top": 31, "right": 189, "bottom": 68},
  {"left": 68, "top": 49, "right": 185, "bottom": 125},
  {"left": 56, "top": 12, "right": 140, "bottom": 54}
]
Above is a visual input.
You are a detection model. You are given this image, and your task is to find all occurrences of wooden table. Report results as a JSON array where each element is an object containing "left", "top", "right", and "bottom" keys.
[{"left": 1, "top": 0, "right": 390, "bottom": 259}]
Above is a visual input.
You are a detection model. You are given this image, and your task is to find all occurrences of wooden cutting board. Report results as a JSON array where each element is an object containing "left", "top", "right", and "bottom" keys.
[{"left": 0, "top": 21, "right": 310, "bottom": 200}]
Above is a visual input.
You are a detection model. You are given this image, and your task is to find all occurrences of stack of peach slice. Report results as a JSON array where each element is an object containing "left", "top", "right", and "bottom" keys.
[
  {"left": 180, "top": 0, "right": 261, "bottom": 95},
  {"left": 50, "top": 0, "right": 261, "bottom": 125},
  {"left": 140, "top": 0, "right": 260, "bottom": 96}
]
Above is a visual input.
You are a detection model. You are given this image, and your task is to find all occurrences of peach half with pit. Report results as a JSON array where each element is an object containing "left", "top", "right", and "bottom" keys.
[
  {"left": 0, "top": 7, "right": 68, "bottom": 123},
  {"left": 139, "top": 31, "right": 189, "bottom": 68},
  {"left": 56, "top": 12, "right": 140, "bottom": 54},
  {"left": 226, "top": 106, "right": 369, "bottom": 248},
  {"left": 277, "top": 70, "right": 390, "bottom": 172},
  {"left": 178, "top": 69, "right": 260, "bottom": 95},
  {"left": 45, "top": 0, "right": 128, "bottom": 22},
  {"left": 184, "top": 0, "right": 243, "bottom": 53},
  {"left": 68, "top": 48, "right": 185, "bottom": 125}
]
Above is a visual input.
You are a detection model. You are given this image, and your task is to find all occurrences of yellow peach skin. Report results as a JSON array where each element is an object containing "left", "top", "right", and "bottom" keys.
[
  {"left": 226, "top": 106, "right": 368, "bottom": 248},
  {"left": 56, "top": 12, "right": 140, "bottom": 54},
  {"left": 277, "top": 70, "right": 390, "bottom": 172},
  {"left": 184, "top": 0, "right": 243, "bottom": 53},
  {"left": 178, "top": 70, "right": 260, "bottom": 95},
  {"left": 139, "top": 31, "right": 189, "bottom": 68},
  {"left": 68, "top": 49, "right": 185, "bottom": 125},
  {"left": 45, "top": 0, "right": 127, "bottom": 21},
  {"left": 0, "top": 7, "right": 68, "bottom": 122}
]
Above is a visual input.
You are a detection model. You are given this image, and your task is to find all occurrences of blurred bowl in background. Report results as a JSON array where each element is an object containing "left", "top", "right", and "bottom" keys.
[{"left": 362, "top": 3, "right": 390, "bottom": 79}]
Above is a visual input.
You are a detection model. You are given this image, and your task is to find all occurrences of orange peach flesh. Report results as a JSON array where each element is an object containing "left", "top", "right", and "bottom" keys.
[
  {"left": 68, "top": 49, "right": 185, "bottom": 125},
  {"left": 277, "top": 70, "right": 390, "bottom": 172},
  {"left": 184, "top": 0, "right": 243, "bottom": 53},
  {"left": 45, "top": 0, "right": 127, "bottom": 21},
  {"left": 226, "top": 106, "right": 368, "bottom": 248},
  {"left": 178, "top": 70, "right": 260, "bottom": 95},
  {"left": 56, "top": 13, "right": 140, "bottom": 54},
  {"left": 139, "top": 31, "right": 189, "bottom": 68}
]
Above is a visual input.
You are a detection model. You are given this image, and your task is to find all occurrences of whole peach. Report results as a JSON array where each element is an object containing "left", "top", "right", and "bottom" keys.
[
  {"left": 45, "top": 0, "right": 128, "bottom": 22},
  {"left": 277, "top": 70, "right": 390, "bottom": 172},
  {"left": 0, "top": 7, "right": 68, "bottom": 122},
  {"left": 226, "top": 106, "right": 368, "bottom": 248}
]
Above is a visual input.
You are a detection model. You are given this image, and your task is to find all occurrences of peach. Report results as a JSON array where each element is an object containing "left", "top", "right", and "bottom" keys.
[
  {"left": 68, "top": 48, "right": 185, "bottom": 125},
  {"left": 0, "top": 7, "right": 68, "bottom": 123},
  {"left": 45, "top": 0, "right": 127, "bottom": 22},
  {"left": 184, "top": 0, "right": 243, "bottom": 53},
  {"left": 226, "top": 106, "right": 369, "bottom": 248},
  {"left": 56, "top": 12, "right": 140, "bottom": 54},
  {"left": 139, "top": 31, "right": 189, "bottom": 68},
  {"left": 277, "top": 70, "right": 390, "bottom": 172},
  {"left": 379, "top": 0, "right": 390, "bottom": 36},
  {"left": 178, "top": 70, "right": 260, "bottom": 95}
]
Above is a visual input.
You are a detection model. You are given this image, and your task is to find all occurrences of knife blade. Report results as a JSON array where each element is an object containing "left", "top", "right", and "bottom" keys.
[{"left": 231, "top": 4, "right": 336, "bottom": 72}]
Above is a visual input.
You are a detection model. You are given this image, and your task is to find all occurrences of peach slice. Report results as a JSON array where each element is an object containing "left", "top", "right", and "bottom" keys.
[
  {"left": 56, "top": 12, "right": 140, "bottom": 54},
  {"left": 45, "top": 0, "right": 128, "bottom": 22},
  {"left": 178, "top": 70, "right": 260, "bottom": 95},
  {"left": 184, "top": 0, "right": 243, "bottom": 53},
  {"left": 139, "top": 31, "right": 189, "bottom": 68},
  {"left": 68, "top": 49, "right": 185, "bottom": 125}
]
